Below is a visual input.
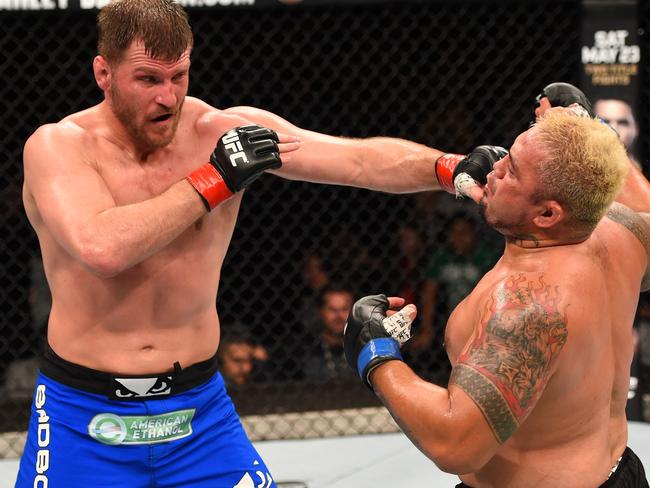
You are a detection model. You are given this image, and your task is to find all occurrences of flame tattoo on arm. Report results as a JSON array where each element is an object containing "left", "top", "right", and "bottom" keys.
[{"left": 450, "top": 274, "right": 568, "bottom": 443}]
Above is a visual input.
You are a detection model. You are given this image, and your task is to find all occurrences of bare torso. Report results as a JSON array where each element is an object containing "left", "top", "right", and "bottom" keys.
[
  {"left": 445, "top": 216, "right": 643, "bottom": 487},
  {"left": 23, "top": 97, "right": 244, "bottom": 373},
  {"left": 22, "top": 86, "right": 445, "bottom": 375}
]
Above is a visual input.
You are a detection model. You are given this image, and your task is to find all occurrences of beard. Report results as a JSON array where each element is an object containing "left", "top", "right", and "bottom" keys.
[
  {"left": 478, "top": 197, "right": 528, "bottom": 237},
  {"left": 109, "top": 83, "right": 181, "bottom": 151}
]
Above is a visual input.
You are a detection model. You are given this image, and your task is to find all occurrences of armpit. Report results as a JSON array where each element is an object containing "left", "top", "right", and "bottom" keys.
[
  {"left": 606, "top": 203, "right": 650, "bottom": 290},
  {"left": 450, "top": 274, "right": 568, "bottom": 443}
]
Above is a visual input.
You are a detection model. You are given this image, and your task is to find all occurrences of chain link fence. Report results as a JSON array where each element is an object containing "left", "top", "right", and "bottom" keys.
[
  {"left": 638, "top": 0, "right": 650, "bottom": 424},
  {"left": 3, "top": 0, "right": 643, "bottom": 457}
]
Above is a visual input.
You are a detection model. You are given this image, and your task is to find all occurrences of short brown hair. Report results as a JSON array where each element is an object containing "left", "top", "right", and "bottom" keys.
[
  {"left": 534, "top": 111, "right": 628, "bottom": 230},
  {"left": 97, "top": 0, "right": 193, "bottom": 63}
]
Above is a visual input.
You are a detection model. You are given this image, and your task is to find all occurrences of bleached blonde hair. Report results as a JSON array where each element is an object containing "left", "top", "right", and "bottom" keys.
[{"left": 533, "top": 111, "right": 628, "bottom": 230}]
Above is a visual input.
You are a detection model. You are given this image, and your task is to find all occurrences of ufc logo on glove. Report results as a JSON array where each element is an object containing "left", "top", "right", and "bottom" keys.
[{"left": 222, "top": 130, "right": 249, "bottom": 167}]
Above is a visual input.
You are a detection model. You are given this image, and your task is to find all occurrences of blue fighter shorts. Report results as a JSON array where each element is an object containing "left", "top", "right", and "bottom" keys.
[{"left": 15, "top": 347, "right": 275, "bottom": 488}]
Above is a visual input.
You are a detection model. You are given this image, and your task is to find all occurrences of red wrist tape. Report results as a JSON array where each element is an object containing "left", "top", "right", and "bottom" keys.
[
  {"left": 434, "top": 153, "right": 465, "bottom": 194},
  {"left": 186, "top": 163, "right": 233, "bottom": 211}
]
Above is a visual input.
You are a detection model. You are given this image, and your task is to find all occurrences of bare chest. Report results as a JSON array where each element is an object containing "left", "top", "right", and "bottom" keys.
[
  {"left": 445, "top": 293, "right": 483, "bottom": 362},
  {"left": 88, "top": 138, "right": 241, "bottom": 264},
  {"left": 443, "top": 268, "right": 509, "bottom": 361},
  {"left": 96, "top": 146, "right": 204, "bottom": 205}
]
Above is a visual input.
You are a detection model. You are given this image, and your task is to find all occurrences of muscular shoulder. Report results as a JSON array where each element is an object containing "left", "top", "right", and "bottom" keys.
[
  {"left": 25, "top": 121, "right": 87, "bottom": 166},
  {"left": 605, "top": 202, "right": 650, "bottom": 247},
  {"left": 29, "top": 119, "right": 85, "bottom": 142},
  {"left": 26, "top": 104, "right": 113, "bottom": 156},
  {"left": 468, "top": 273, "right": 570, "bottom": 360},
  {"left": 191, "top": 100, "right": 262, "bottom": 140},
  {"left": 604, "top": 202, "right": 650, "bottom": 290},
  {"left": 451, "top": 272, "right": 569, "bottom": 443}
]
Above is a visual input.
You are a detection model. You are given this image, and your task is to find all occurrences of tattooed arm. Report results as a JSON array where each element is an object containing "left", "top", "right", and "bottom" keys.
[
  {"left": 606, "top": 203, "right": 650, "bottom": 290},
  {"left": 370, "top": 273, "right": 568, "bottom": 474},
  {"left": 616, "top": 161, "right": 650, "bottom": 213}
]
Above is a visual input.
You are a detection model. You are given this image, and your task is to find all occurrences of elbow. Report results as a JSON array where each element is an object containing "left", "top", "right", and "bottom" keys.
[
  {"left": 431, "top": 445, "right": 490, "bottom": 475},
  {"left": 419, "top": 434, "right": 493, "bottom": 475},
  {"left": 75, "top": 238, "right": 126, "bottom": 278}
]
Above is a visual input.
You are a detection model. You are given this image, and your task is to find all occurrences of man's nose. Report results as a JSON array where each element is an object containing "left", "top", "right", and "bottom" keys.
[
  {"left": 155, "top": 81, "right": 177, "bottom": 108},
  {"left": 491, "top": 158, "right": 505, "bottom": 179}
]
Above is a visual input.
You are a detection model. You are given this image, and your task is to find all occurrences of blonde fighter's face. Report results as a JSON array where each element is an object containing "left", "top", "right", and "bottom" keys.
[{"left": 480, "top": 128, "right": 547, "bottom": 236}]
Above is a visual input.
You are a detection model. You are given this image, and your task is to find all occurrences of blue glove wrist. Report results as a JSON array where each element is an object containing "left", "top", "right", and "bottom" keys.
[{"left": 356, "top": 337, "right": 402, "bottom": 381}]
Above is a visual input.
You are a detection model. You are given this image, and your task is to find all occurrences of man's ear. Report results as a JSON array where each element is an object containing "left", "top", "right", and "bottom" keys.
[
  {"left": 533, "top": 200, "right": 564, "bottom": 228},
  {"left": 93, "top": 55, "right": 111, "bottom": 92}
]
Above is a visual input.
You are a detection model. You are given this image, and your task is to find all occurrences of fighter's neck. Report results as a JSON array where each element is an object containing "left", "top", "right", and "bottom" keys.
[
  {"left": 97, "top": 102, "right": 165, "bottom": 161},
  {"left": 504, "top": 232, "right": 589, "bottom": 249}
]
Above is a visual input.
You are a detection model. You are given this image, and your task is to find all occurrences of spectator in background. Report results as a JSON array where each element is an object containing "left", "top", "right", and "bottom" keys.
[
  {"left": 218, "top": 325, "right": 269, "bottom": 388},
  {"left": 594, "top": 98, "right": 639, "bottom": 166},
  {"left": 416, "top": 213, "right": 501, "bottom": 380},
  {"left": 298, "top": 250, "right": 331, "bottom": 336},
  {"left": 303, "top": 285, "right": 356, "bottom": 380},
  {"left": 329, "top": 231, "right": 389, "bottom": 297},
  {"left": 389, "top": 223, "right": 429, "bottom": 349},
  {"left": 393, "top": 223, "right": 427, "bottom": 307}
]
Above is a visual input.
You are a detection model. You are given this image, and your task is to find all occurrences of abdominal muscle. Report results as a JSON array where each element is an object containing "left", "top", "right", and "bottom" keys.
[
  {"left": 43, "top": 235, "right": 226, "bottom": 375},
  {"left": 47, "top": 304, "right": 222, "bottom": 375}
]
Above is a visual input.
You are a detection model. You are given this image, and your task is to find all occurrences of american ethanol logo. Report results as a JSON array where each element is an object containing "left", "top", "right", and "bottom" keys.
[{"left": 88, "top": 409, "right": 195, "bottom": 445}]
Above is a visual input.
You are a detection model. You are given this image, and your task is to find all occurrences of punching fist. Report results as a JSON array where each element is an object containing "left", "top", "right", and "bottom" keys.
[
  {"left": 344, "top": 295, "right": 415, "bottom": 389},
  {"left": 435, "top": 145, "right": 508, "bottom": 196},
  {"left": 534, "top": 82, "right": 595, "bottom": 122},
  {"left": 186, "top": 125, "right": 281, "bottom": 211}
]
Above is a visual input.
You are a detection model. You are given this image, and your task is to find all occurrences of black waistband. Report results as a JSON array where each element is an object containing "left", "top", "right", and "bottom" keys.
[
  {"left": 40, "top": 345, "right": 220, "bottom": 401},
  {"left": 600, "top": 446, "right": 649, "bottom": 488}
]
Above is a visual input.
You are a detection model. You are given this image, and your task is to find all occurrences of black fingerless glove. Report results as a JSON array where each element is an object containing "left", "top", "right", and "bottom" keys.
[
  {"left": 343, "top": 294, "right": 403, "bottom": 389},
  {"left": 186, "top": 125, "right": 281, "bottom": 211}
]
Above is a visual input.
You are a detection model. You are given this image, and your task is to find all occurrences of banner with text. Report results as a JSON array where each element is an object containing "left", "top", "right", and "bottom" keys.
[
  {"left": 1, "top": 0, "right": 406, "bottom": 11},
  {"left": 581, "top": 2, "right": 641, "bottom": 166}
]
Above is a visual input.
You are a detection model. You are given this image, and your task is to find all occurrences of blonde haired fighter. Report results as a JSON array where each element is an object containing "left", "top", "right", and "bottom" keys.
[{"left": 345, "top": 111, "right": 649, "bottom": 487}]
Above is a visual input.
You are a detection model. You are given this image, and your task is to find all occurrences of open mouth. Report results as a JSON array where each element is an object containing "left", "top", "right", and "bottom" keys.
[{"left": 151, "top": 113, "right": 173, "bottom": 123}]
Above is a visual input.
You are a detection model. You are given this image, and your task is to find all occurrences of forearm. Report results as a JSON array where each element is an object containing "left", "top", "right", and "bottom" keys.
[
  {"left": 372, "top": 360, "right": 498, "bottom": 473},
  {"left": 370, "top": 361, "right": 466, "bottom": 471},
  {"left": 344, "top": 294, "right": 500, "bottom": 472},
  {"left": 72, "top": 180, "right": 206, "bottom": 277},
  {"left": 221, "top": 106, "right": 444, "bottom": 193},
  {"left": 617, "top": 161, "right": 650, "bottom": 212},
  {"left": 354, "top": 137, "right": 443, "bottom": 193},
  {"left": 275, "top": 135, "right": 443, "bottom": 194}
]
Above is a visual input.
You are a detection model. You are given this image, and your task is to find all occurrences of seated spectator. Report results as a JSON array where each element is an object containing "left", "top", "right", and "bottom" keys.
[
  {"left": 303, "top": 285, "right": 356, "bottom": 380},
  {"left": 414, "top": 213, "right": 501, "bottom": 382},
  {"left": 298, "top": 250, "right": 331, "bottom": 336},
  {"left": 218, "top": 325, "right": 269, "bottom": 388}
]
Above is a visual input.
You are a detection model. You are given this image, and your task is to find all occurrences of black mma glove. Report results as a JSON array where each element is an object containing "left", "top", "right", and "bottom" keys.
[
  {"left": 186, "top": 125, "right": 281, "bottom": 210},
  {"left": 435, "top": 145, "right": 509, "bottom": 195},
  {"left": 533, "top": 82, "right": 595, "bottom": 123},
  {"left": 344, "top": 294, "right": 404, "bottom": 389}
]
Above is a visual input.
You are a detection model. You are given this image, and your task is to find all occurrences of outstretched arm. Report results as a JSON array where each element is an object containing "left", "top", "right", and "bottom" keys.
[
  {"left": 221, "top": 105, "right": 443, "bottom": 194},
  {"left": 359, "top": 274, "right": 568, "bottom": 473},
  {"left": 617, "top": 163, "right": 650, "bottom": 213}
]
